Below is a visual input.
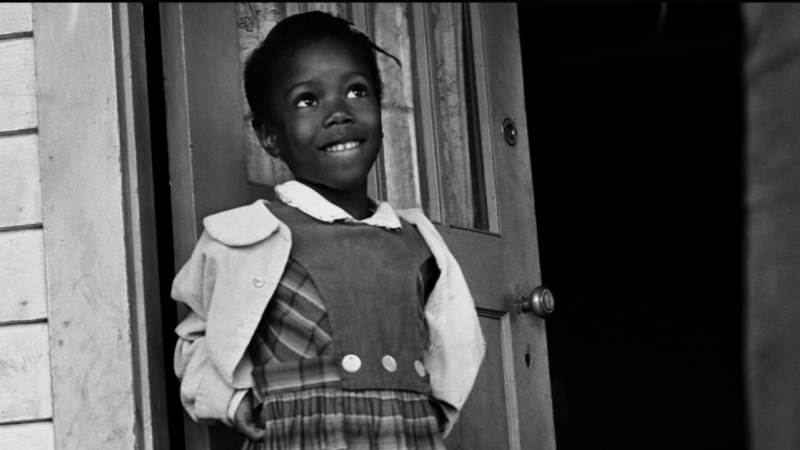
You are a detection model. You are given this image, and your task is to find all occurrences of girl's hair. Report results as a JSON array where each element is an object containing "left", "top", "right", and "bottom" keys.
[{"left": 243, "top": 10, "right": 400, "bottom": 123}]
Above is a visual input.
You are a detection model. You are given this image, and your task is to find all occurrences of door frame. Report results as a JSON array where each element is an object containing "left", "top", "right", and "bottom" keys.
[
  {"left": 157, "top": 3, "right": 555, "bottom": 450},
  {"left": 30, "top": 3, "right": 170, "bottom": 449}
]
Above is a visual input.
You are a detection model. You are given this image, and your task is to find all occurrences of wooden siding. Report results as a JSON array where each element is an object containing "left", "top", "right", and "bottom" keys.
[
  {"left": 0, "top": 134, "right": 42, "bottom": 228},
  {"left": 0, "top": 3, "right": 33, "bottom": 36},
  {"left": 0, "top": 37, "right": 37, "bottom": 133},
  {"left": 0, "top": 2, "right": 54, "bottom": 447},
  {"left": 0, "top": 229, "right": 46, "bottom": 323},
  {"left": 0, "top": 323, "right": 52, "bottom": 422},
  {"left": 1, "top": 4, "right": 166, "bottom": 449},
  {"left": 31, "top": 3, "right": 168, "bottom": 449},
  {"left": 0, "top": 422, "right": 55, "bottom": 450}
]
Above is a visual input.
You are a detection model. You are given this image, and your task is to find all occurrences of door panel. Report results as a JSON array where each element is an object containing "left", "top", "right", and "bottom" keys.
[
  {"left": 161, "top": 3, "right": 554, "bottom": 449},
  {"left": 446, "top": 312, "right": 515, "bottom": 450}
]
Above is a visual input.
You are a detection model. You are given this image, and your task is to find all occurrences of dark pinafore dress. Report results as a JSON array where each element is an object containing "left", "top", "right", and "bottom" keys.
[{"left": 244, "top": 200, "right": 447, "bottom": 450}]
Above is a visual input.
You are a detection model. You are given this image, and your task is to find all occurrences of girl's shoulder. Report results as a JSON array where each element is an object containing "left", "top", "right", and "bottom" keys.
[
  {"left": 395, "top": 208, "right": 434, "bottom": 229},
  {"left": 202, "top": 199, "right": 282, "bottom": 247},
  {"left": 395, "top": 208, "right": 451, "bottom": 256}
]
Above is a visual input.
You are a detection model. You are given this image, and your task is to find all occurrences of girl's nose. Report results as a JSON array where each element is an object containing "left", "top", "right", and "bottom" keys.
[{"left": 323, "top": 101, "right": 354, "bottom": 128}]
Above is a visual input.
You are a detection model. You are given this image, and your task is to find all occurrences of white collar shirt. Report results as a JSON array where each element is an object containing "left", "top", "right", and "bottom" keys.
[{"left": 274, "top": 180, "right": 402, "bottom": 230}]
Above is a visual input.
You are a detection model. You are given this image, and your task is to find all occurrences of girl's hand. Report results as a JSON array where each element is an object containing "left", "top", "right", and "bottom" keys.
[{"left": 234, "top": 391, "right": 266, "bottom": 442}]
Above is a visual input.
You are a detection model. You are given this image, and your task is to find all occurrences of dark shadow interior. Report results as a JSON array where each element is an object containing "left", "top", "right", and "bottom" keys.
[
  {"left": 142, "top": 4, "right": 186, "bottom": 450},
  {"left": 518, "top": 4, "right": 746, "bottom": 449}
]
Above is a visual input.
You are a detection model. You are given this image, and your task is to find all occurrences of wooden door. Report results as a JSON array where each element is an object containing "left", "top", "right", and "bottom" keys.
[{"left": 160, "top": 3, "right": 554, "bottom": 449}]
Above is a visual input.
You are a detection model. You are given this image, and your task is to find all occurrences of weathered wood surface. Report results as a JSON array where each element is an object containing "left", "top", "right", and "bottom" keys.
[
  {"left": 373, "top": 3, "right": 422, "bottom": 210},
  {"left": 0, "top": 229, "right": 46, "bottom": 324},
  {"left": 33, "top": 3, "right": 138, "bottom": 449},
  {"left": 0, "top": 323, "right": 52, "bottom": 423},
  {"left": 0, "top": 3, "right": 33, "bottom": 35},
  {"left": 445, "top": 314, "right": 513, "bottom": 450},
  {"left": 0, "top": 134, "right": 42, "bottom": 228},
  {"left": 115, "top": 4, "right": 171, "bottom": 449},
  {"left": 0, "top": 422, "right": 55, "bottom": 450},
  {"left": 0, "top": 37, "right": 37, "bottom": 132},
  {"left": 432, "top": 3, "right": 476, "bottom": 228},
  {"left": 478, "top": 4, "right": 553, "bottom": 448}
]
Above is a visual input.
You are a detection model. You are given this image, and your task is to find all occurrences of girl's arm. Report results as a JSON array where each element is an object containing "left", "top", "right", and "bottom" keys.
[
  {"left": 172, "top": 232, "right": 251, "bottom": 427},
  {"left": 424, "top": 244, "right": 486, "bottom": 438},
  {"left": 401, "top": 208, "right": 487, "bottom": 437}
]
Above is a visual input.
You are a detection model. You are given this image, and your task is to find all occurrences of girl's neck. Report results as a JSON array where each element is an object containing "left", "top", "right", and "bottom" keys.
[{"left": 298, "top": 180, "right": 372, "bottom": 220}]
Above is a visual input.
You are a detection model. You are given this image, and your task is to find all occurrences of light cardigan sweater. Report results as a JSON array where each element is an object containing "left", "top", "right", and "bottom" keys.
[{"left": 172, "top": 182, "right": 486, "bottom": 437}]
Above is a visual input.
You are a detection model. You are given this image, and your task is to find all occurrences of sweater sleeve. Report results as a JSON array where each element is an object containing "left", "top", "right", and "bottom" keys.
[
  {"left": 416, "top": 230, "right": 486, "bottom": 438},
  {"left": 172, "top": 232, "right": 244, "bottom": 427}
]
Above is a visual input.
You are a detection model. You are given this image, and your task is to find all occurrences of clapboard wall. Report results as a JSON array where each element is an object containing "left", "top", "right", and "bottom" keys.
[
  {"left": 0, "top": 4, "right": 168, "bottom": 449},
  {"left": 0, "top": 3, "right": 56, "bottom": 449}
]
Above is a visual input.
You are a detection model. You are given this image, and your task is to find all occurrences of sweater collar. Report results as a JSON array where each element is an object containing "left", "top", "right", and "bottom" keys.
[{"left": 274, "top": 180, "right": 402, "bottom": 230}]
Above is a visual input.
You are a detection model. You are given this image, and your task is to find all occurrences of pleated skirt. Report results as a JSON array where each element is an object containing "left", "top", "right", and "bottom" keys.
[{"left": 243, "top": 387, "right": 446, "bottom": 450}]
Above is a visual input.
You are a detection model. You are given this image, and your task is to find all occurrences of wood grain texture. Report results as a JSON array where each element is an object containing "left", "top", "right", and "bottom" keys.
[
  {"left": 0, "top": 134, "right": 42, "bottom": 228},
  {"left": 431, "top": 3, "right": 476, "bottom": 228},
  {"left": 410, "top": 4, "right": 443, "bottom": 222},
  {"left": 0, "top": 421, "right": 55, "bottom": 450},
  {"left": 114, "top": 4, "right": 171, "bottom": 450},
  {"left": 33, "top": 3, "right": 138, "bottom": 448},
  {"left": 304, "top": 2, "right": 346, "bottom": 16},
  {"left": 478, "top": 4, "right": 554, "bottom": 448},
  {"left": 0, "top": 229, "right": 46, "bottom": 323},
  {"left": 430, "top": 4, "right": 554, "bottom": 449},
  {"left": 0, "top": 38, "right": 37, "bottom": 132},
  {"left": 373, "top": 3, "right": 423, "bottom": 210},
  {"left": 0, "top": 3, "right": 33, "bottom": 35},
  {"left": 466, "top": 4, "right": 499, "bottom": 232},
  {"left": 445, "top": 314, "right": 511, "bottom": 450},
  {"left": 0, "top": 323, "right": 52, "bottom": 423}
]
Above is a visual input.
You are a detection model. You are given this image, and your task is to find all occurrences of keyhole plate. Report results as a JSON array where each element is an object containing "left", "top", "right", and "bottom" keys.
[{"left": 502, "top": 118, "right": 518, "bottom": 146}]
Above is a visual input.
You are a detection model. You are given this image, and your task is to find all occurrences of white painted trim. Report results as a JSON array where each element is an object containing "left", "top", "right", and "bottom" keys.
[{"left": 32, "top": 3, "right": 167, "bottom": 449}]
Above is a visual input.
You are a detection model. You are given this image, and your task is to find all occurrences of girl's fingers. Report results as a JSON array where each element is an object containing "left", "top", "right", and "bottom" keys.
[{"left": 237, "top": 421, "right": 266, "bottom": 441}]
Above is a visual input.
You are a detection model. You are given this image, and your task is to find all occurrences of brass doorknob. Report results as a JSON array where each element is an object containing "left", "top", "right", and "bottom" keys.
[{"left": 521, "top": 286, "right": 554, "bottom": 318}]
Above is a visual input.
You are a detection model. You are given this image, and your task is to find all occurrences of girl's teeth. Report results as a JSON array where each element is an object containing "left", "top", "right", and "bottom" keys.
[{"left": 326, "top": 141, "right": 359, "bottom": 152}]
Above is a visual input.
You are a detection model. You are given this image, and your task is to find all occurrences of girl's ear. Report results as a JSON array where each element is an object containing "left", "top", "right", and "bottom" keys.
[{"left": 253, "top": 118, "right": 280, "bottom": 159}]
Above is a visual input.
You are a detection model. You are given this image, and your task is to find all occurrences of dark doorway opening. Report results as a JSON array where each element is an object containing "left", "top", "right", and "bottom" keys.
[
  {"left": 142, "top": 4, "right": 186, "bottom": 450},
  {"left": 518, "top": 4, "right": 746, "bottom": 449}
]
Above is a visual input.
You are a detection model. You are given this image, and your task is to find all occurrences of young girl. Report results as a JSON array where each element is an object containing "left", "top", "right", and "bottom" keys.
[{"left": 172, "top": 11, "right": 485, "bottom": 449}]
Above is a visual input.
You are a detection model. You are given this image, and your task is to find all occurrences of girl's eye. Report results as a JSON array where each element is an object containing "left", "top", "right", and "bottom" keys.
[
  {"left": 295, "top": 97, "right": 317, "bottom": 108},
  {"left": 346, "top": 85, "right": 368, "bottom": 99}
]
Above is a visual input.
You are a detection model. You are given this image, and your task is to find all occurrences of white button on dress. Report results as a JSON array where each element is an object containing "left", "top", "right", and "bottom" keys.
[
  {"left": 381, "top": 355, "right": 398, "bottom": 372},
  {"left": 253, "top": 276, "right": 265, "bottom": 287},
  {"left": 414, "top": 360, "right": 426, "bottom": 377},
  {"left": 342, "top": 354, "right": 362, "bottom": 373}
]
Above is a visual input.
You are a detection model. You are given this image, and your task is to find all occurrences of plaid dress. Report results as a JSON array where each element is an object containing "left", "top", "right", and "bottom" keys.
[{"left": 245, "top": 256, "right": 446, "bottom": 450}]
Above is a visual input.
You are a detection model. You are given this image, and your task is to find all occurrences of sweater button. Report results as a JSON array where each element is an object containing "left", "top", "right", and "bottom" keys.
[
  {"left": 414, "top": 360, "right": 426, "bottom": 377},
  {"left": 253, "top": 276, "right": 265, "bottom": 288},
  {"left": 342, "top": 354, "right": 361, "bottom": 373},
  {"left": 381, "top": 355, "right": 398, "bottom": 372}
]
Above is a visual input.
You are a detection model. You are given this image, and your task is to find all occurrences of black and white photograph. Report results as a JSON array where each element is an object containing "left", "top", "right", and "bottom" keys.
[{"left": 0, "top": 3, "right": 795, "bottom": 450}]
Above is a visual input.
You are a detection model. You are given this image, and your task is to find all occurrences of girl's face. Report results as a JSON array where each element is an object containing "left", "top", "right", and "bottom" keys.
[{"left": 258, "top": 38, "right": 382, "bottom": 192}]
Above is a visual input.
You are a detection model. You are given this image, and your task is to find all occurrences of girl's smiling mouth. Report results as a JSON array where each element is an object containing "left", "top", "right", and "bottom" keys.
[{"left": 322, "top": 140, "right": 362, "bottom": 152}]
